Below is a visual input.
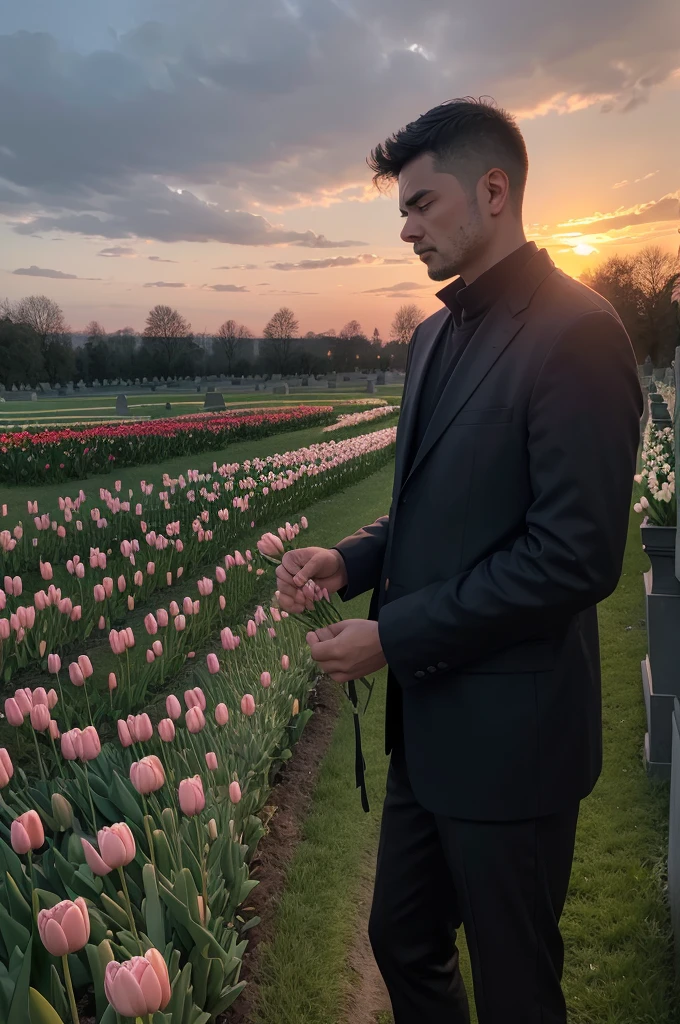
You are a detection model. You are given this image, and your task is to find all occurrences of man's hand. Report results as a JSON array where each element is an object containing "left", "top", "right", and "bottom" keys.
[
  {"left": 306, "top": 619, "right": 386, "bottom": 683},
  {"left": 276, "top": 547, "right": 348, "bottom": 613}
]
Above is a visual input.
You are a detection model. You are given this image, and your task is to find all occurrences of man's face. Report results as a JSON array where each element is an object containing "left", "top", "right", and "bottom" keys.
[{"left": 398, "top": 152, "right": 485, "bottom": 282}]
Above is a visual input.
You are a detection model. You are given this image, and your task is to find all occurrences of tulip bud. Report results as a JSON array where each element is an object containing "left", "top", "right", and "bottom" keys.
[
  {"left": 205, "top": 751, "right": 218, "bottom": 771},
  {"left": 260, "top": 671, "right": 271, "bottom": 688},
  {"left": 208, "top": 818, "right": 218, "bottom": 841},
  {"left": 229, "top": 780, "right": 242, "bottom": 804},
  {"left": 206, "top": 653, "right": 220, "bottom": 674},
  {"left": 51, "top": 793, "right": 74, "bottom": 830}
]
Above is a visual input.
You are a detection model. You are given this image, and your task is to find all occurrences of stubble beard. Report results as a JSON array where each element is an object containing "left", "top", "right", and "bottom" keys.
[{"left": 427, "top": 205, "right": 485, "bottom": 283}]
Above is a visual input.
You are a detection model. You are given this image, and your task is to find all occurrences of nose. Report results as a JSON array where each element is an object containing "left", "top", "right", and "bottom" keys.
[{"left": 400, "top": 215, "right": 423, "bottom": 244}]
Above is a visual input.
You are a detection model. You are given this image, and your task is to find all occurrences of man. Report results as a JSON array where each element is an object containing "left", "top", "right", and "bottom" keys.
[{"left": 275, "top": 98, "right": 643, "bottom": 1023}]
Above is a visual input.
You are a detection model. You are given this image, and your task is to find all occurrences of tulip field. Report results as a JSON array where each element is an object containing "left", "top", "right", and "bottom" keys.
[{"left": 0, "top": 411, "right": 398, "bottom": 1024}]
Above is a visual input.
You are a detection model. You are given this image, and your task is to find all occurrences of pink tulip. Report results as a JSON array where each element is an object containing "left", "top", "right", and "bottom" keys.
[
  {"left": 158, "top": 719, "right": 175, "bottom": 743},
  {"left": 99, "top": 822, "right": 136, "bottom": 868},
  {"left": 178, "top": 776, "right": 205, "bottom": 816},
  {"left": 30, "top": 704, "right": 50, "bottom": 732},
  {"left": 93, "top": 583, "right": 105, "bottom": 602},
  {"left": 219, "top": 595, "right": 226, "bottom": 610},
  {"left": 301, "top": 516, "right": 308, "bottom": 529},
  {"left": 215, "top": 566, "right": 226, "bottom": 584},
  {"left": 257, "top": 532, "right": 284, "bottom": 557},
  {"left": 182, "top": 596, "right": 193, "bottom": 616},
  {"left": 47, "top": 688, "right": 58, "bottom": 708},
  {"left": 166, "top": 571, "right": 172, "bottom": 586},
  {"left": 247, "top": 619, "right": 257, "bottom": 637},
  {"left": 0, "top": 748, "right": 14, "bottom": 788},
  {"left": 49, "top": 720, "right": 60, "bottom": 740},
  {"left": 117, "top": 720, "right": 133, "bottom": 747},
  {"left": 128, "top": 596, "right": 135, "bottom": 612},
  {"left": 281, "top": 654, "right": 290, "bottom": 670},
  {"left": 77, "top": 654, "right": 93, "bottom": 678},
  {"left": 144, "top": 613, "right": 158, "bottom": 635},
  {"left": 130, "top": 755, "right": 165, "bottom": 795},
  {"left": 206, "top": 652, "right": 220, "bottom": 674},
  {"left": 103, "top": 576, "right": 113, "bottom": 597},
  {"left": 14, "top": 689, "right": 32, "bottom": 716},
  {"left": 4, "top": 696, "right": 23, "bottom": 729},
  {"left": 75, "top": 725, "right": 101, "bottom": 761},
  {"left": 68, "top": 662, "right": 85, "bottom": 687},
  {"left": 70, "top": 604, "right": 82, "bottom": 622},
  {"left": 108, "top": 672, "right": 117, "bottom": 692},
  {"left": 39, "top": 560, "right": 53, "bottom": 581},
  {"left": 166, "top": 694, "right": 181, "bottom": 720},
  {"left": 128, "top": 713, "right": 153, "bottom": 743},
  {"left": 12, "top": 576, "right": 22, "bottom": 597},
  {"left": 47, "top": 653, "right": 61, "bottom": 674},
  {"left": 117, "top": 575, "right": 126, "bottom": 593},
  {"left": 152, "top": 640, "right": 163, "bottom": 657},
  {"left": 185, "top": 707, "right": 206, "bottom": 734},
  {"left": 157, "top": 608, "right": 168, "bottom": 627},
  {"left": 38, "top": 897, "right": 90, "bottom": 956},
  {"left": 61, "top": 728, "right": 81, "bottom": 760},
  {"left": 104, "top": 949, "right": 171, "bottom": 1017},
  {"left": 215, "top": 703, "right": 229, "bottom": 726},
  {"left": 34, "top": 590, "right": 47, "bottom": 611},
  {"left": 124, "top": 627, "right": 135, "bottom": 648},
  {"left": 241, "top": 694, "right": 256, "bottom": 716},
  {"left": 229, "top": 781, "right": 242, "bottom": 804},
  {"left": 146, "top": 649, "right": 155, "bottom": 664},
  {"left": 268, "top": 627, "right": 277, "bottom": 639},
  {"left": 11, "top": 810, "right": 44, "bottom": 853},
  {"left": 260, "top": 671, "right": 271, "bottom": 688},
  {"left": 120, "top": 540, "right": 131, "bottom": 558},
  {"left": 220, "top": 626, "right": 238, "bottom": 651},
  {"left": 205, "top": 752, "right": 218, "bottom": 771},
  {"left": 109, "top": 629, "right": 125, "bottom": 656},
  {"left": 0, "top": 619, "right": 9, "bottom": 641},
  {"left": 270, "top": 606, "right": 282, "bottom": 622},
  {"left": 147, "top": 560, "right": 155, "bottom": 575},
  {"left": 99, "top": 616, "right": 105, "bottom": 629},
  {"left": 169, "top": 600, "right": 179, "bottom": 617},
  {"left": 76, "top": 562, "right": 85, "bottom": 579},
  {"left": 174, "top": 614, "right": 186, "bottom": 632}
]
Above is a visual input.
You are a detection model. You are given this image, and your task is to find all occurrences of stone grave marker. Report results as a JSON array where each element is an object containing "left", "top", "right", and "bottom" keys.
[
  {"left": 366, "top": 380, "right": 376, "bottom": 394},
  {"left": 115, "top": 394, "right": 129, "bottom": 416},
  {"left": 203, "top": 391, "right": 226, "bottom": 410},
  {"left": 273, "top": 382, "right": 290, "bottom": 395}
]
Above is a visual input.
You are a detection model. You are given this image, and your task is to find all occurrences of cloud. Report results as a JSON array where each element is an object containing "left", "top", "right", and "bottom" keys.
[
  {"left": 612, "top": 170, "right": 660, "bottom": 189},
  {"left": 214, "top": 264, "right": 259, "bottom": 270},
  {"left": 362, "top": 281, "right": 428, "bottom": 295},
  {"left": 260, "top": 289, "right": 319, "bottom": 295},
  {"left": 143, "top": 280, "right": 186, "bottom": 288},
  {"left": 270, "top": 254, "right": 381, "bottom": 271},
  {"left": 557, "top": 190, "right": 680, "bottom": 234},
  {"left": 148, "top": 255, "right": 178, "bottom": 263},
  {"left": 11, "top": 264, "right": 101, "bottom": 280},
  {"left": 97, "top": 245, "right": 136, "bottom": 257},
  {"left": 204, "top": 283, "right": 249, "bottom": 292},
  {"left": 0, "top": 2, "right": 677, "bottom": 243}
]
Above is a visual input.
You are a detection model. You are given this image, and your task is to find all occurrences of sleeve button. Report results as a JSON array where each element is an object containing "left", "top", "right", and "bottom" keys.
[
  {"left": 414, "top": 670, "right": 425, "bottom": 678},
  {"left": 427, "top": 665, "right": 437, "bottom": 673},
  {"left": 437, "top": 661, "right": 449, "bottom": 670}
]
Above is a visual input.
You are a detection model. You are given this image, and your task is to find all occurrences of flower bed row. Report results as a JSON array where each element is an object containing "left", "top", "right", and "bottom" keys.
[
  {"left": 0, "top": 595, "right": 317, "bottom": 1024},
  {"left": 0, "top": 427, "right": 397, "bottom": 684},
  {"left": 322, "top": 404, "right": 400, "bottom": 432},
  {"left": 0, "top": 406, "right": 334, "bottom": 485}
]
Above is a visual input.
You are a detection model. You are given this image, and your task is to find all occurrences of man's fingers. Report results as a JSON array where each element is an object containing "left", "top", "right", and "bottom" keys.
[{"left": 293, "top": 553, "right": 323, "bottom": 587}]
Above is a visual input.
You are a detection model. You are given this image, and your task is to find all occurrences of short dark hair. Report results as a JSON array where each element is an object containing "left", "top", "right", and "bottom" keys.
[{"left": 367, "top": 97, "right": 528, "bottom": 209}]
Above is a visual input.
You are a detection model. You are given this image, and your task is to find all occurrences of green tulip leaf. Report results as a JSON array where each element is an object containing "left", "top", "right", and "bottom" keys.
[{"left": 28, "top": 985, "right": 66, "bottom": 1024}]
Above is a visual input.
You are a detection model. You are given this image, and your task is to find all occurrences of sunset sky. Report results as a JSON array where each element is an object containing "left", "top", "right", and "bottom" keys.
[{"left": 0, "top": 0, "right": 678, "bottom": 338}]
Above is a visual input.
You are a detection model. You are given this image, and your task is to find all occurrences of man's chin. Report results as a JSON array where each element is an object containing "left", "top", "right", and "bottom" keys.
[{"left": 427, "top": 262, "right": 458, "bottom": 282}]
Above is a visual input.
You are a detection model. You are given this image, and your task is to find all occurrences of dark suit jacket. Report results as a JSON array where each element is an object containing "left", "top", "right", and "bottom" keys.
[{"left": 335, "top": 248, "right": 643, "bottom": 821}]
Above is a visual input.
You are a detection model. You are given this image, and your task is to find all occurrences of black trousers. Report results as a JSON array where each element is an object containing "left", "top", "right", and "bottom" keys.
[{"left": 369, "top": 746, "right": 579, "bottom": 1024}]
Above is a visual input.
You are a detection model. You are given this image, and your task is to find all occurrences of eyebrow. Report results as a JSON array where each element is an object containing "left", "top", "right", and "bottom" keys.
[{"left": 399, "top": 189, "right": 435, "bottom": 216}]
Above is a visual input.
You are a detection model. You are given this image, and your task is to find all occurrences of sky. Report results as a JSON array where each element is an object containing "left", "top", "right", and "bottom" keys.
[{"left": 0, "top": 0, "right": 678, "bottom": 338}]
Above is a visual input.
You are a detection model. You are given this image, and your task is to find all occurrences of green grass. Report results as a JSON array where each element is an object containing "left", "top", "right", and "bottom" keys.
[{"left": 251, "top": 500, "right": 678, "bottom": 1024}]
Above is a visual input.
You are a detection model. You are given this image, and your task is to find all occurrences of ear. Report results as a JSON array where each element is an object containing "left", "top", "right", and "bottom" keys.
[{"left": 484, "top": 168, "right": 511, "bottom": 215}]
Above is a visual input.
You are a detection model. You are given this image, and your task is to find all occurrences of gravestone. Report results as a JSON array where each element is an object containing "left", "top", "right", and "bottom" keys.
[
  {"left": 343, "top": 375, "right": 351, "bottom": 382},
  {"left": 103, "top": 379, "right": 109, "bottom": 387},
  {"left": 273, "top": 383, "right": 290, "bottom": 395},
  {"left": 301, "top": 377, "right": 310, "bottom": 386},
  {"left": 31, "top": 392, "right": 37, "bottom": 401},
  {"left": 643, "top": 355, "right": 654, "bottom": 377},
  {"left": 377, "top": 372, "right": 386, "bottom": 385},
  {"left": 39, "top": 382, "right": 51, "bottom": 393},
  {"left": 203, "top": 391, "right": 226, "bottom": 410},
  {"left": 654, "top": 367, "right": 667, "bottom": 382},
  {"left": 207, "top": 385, "right": 215, "bottom": 393},
  {"left": 11, "top": 384, "right": 17, "bottom": 392},
  {"left": 650, "top": 393, "right": 672, "bottom": 425},
  {"left": 255, "top": 383, "right": 261, "bottom": 391},
  {"left": 115, "top": 394, "right": 129, "bottom": 416},
  {"left": 272, "top": 373, "right": 282, "bottom": 381},
  {"left": 327, "top": 380, "right": 337, "bottom": 390},
  {"left": 165, "top": 402, "right": 171, "bottom": 410},
  {"left": 366, "top": 380, "right": 376, "bottom": 394}
]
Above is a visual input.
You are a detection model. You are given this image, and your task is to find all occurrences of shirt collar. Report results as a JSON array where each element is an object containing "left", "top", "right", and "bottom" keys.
[{"left": 436, "top": 241, "right": 539, "bottom": 324}]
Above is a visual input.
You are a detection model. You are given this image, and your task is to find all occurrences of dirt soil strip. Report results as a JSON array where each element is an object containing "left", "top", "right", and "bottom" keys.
[
  {"left": 343, "top": 852, "right": 393, "bottom": 1024},
  {"left": 225, "top": 677, "right": 343, "bottom": 1024}
]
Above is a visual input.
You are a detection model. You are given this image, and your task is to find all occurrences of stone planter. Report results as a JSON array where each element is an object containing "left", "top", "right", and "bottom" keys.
[
  {"left": 641, "top": 520, "right": 679, "bottom": 596},
  {"left": 668, "top": 699, "right": 680, "bottom": 973}
]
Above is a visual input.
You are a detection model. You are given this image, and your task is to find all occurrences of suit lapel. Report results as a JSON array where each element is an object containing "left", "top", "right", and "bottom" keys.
[
  {"left": 392, "top": 307, "right": 450, "bottom": 497},
  {"left": 401, "top": 301, "right": 526, "bottom": 490}
]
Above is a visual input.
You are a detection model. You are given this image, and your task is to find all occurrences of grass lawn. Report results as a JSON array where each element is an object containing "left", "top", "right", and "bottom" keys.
[{"left": 251, "top": 495, "right": 679, "bottom": 1024}]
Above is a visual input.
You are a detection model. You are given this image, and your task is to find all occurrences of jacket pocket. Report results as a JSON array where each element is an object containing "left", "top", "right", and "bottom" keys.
[{"left": 453, "top": 406, "right": 514, "bottom": 425}]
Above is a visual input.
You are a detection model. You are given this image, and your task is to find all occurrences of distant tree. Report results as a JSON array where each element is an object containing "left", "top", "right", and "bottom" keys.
[
  {"left": 339, "top": 319, "right": 364, "bottom": 339},
  {"left": 0, "top": 318, "right": 43, "bottom": 388},
  {"left": 391, "top": 303, "right": 425, "bottom": 345},
  {"left": 84, "top": 320, "right": 106, "bottom": 343},
  {"left": 213, "top": 319, "right": 253, "bottom": 375},
  {"left": 143, "top": 304, "right": 193, "bottom": 375},
  {"left": 633, "top": 246, "right": 679, "bottom": 366},
  {"left": 2, "top": 294, "right": 69, "bottom": 348},
  {"left": 304, "top": 330, "right": 318, "bottom": 339},
  {"left": 372, "top": 327, "right": 381, "bottom": 344},
  {"left": 263, "top": 307, "right": 299, "bottom": 373},
  {"left": 581, "top": 255, "right": 642, "bottom": 355}
]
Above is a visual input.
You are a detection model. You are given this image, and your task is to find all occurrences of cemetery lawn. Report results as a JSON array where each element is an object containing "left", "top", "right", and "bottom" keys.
[{"left": 252, "top": 504, "right": 679, "bottom": 1024}]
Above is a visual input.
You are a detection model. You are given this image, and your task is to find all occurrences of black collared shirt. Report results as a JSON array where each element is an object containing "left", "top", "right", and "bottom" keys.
[{"left": 408, "top": 241, "right": 538, "bottom": 467}]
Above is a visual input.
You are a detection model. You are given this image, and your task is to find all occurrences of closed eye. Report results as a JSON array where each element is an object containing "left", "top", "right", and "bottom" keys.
[{"left": 400, "top": 202, "right": 433, "bottom": 218}]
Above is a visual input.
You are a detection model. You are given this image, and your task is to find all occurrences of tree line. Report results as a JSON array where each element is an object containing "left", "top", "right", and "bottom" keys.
[
  {"left": 1, "top": 245, "right": 678, "bottom": 389},
  {"left": 0, "top": 299, "right": 424, "bottom": 387}
]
